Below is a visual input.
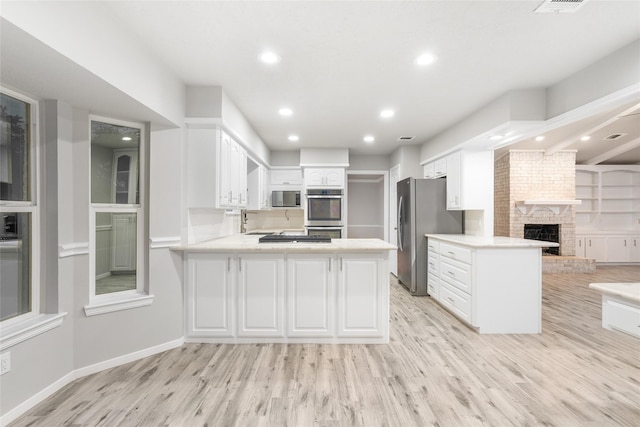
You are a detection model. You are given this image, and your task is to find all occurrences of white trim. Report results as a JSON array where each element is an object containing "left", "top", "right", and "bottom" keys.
[
  {"left": 83, "top": 293, "right": 154, "bottom": 317},
  {"left": 149, "top": 236, "right": 181, "bottom": 249},
  {"left": 0, "top": 312, "right": 67, "bottom": 351},
  {"left": 300, "top": 162, "right": 350, "bottom": 167},
  {"left": 0, "top": 338, "right": 184, "bottom": 426},
  {"left": 58, "top": 242, "right": 89, "bottom": 258}
]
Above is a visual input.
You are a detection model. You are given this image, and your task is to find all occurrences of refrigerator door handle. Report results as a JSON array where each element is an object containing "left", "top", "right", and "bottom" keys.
[{"left": 397, "top": 196, "right": 404, "bottom": 251}]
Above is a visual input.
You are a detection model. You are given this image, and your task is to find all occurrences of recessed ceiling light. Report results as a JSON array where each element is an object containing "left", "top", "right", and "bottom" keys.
[
  {"left": 363, "top": 135, "right": 375, "bottom": 143},
  {"left": 535, "top": 136, "right": 545, "bottom": 142},
  {"left": 380, "top": 109, "right": 395, "bottom": 119},
  {"left": 122, "top": 136, "right": 132, "bottom": 141},
  {"left": 279, "top": 107, "right": 293, "bottom": 116},
  {"left": 580, "top": 135, "right": 591, "bottom": 141},
  {"left": 258, "top": 51, "right": 280, "bottom": 64},
  {"left": 490, "top": 135, "right": 503, "bottom": 141},
  {"left": 288, "top": 135, "right": 299, "bottom": 142},
  {"left": 415, "top": 53, "right": 437, "bottom": 66}
]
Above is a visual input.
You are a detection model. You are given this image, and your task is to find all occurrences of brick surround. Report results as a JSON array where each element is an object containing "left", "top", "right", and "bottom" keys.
[{"left": 494, "top": 150, "right": 593, "bottom": 273}]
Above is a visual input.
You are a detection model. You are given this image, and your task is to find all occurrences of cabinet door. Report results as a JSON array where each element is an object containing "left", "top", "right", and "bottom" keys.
[
  {"left": 218, "top": 132, "right": 232, "bottom": 207},
  {"left": 324, "top": 168, "right": 345, "bottom": 187},
  {"left": 606, "top": 237, "right": 631, "bottom": 262},
  {"left": 236, "top": 145, "right": 248, "bottom": 207},
  {"left": 446, "top": 152, "right": 462, "bottom": 210},
  {"left": 304, "top": 168, "right": 325, "bottom": 187},
  {"left": 287, "top": 255, "right": 334, "bottom": 337},
  {"left": 186, "top": 254, "right": 234, "bottom": 337},
  {"left": 434, "top": 158, "right": 447, "bottom": 177},
  {"left": 111, "top": 213, "right": 137, "bottom": 271},
  {"left": 260, "top": 166, "right": 270, "bottom": 209},
  {"left": 575, "top": 237, "right": 586, "bottom": 257},
  {"left": 630, "top": 236, "right": 640, "bottom": 262},
  {"left": 270, "top": 168, "right": 302, "bottom": 186},
  {"left": 423, "top": 162, "right": 435, "bottom": 179},
  {"left": 237, "top": 254, "right": 285, "bottom": 337},
  {"left": 337, "top": 255, "right": 385, "bottom": 337},
  {"left": 585, "top": 236, "right": 606, "bottom": 262}
]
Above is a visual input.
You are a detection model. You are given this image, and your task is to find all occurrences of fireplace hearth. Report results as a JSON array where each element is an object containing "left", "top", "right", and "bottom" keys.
[{"left": 524, "top": 224, "right": 560, "bottom": 255}]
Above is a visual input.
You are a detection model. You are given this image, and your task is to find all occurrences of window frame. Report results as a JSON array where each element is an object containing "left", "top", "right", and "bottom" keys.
[
  {"left": 85, "top": 115, "right": 152, "bottom": 316},
  {"left": 0, "top": 87, "right": 40, "bottom": 327}
]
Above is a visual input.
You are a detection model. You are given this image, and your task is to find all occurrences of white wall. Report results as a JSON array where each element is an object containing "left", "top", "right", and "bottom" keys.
[
  {"left": 349, "top": 154, "right": 390, "bottom": 170},
  {"left": 390, "top": 145, "right": 423, "bottom": 180}
]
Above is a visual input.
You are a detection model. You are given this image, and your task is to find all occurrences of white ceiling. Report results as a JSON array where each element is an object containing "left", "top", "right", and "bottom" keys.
[{"left": 4, "top": 1, "right": 640, "bottom": 162}]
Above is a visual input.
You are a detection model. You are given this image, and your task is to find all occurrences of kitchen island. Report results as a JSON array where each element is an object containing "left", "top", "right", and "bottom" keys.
[
  {"left": 174, "top": 235, "right": 395, "bottom": 343},
  {"left": 426, "top": 234, "right": 558, "bottom": 334}
]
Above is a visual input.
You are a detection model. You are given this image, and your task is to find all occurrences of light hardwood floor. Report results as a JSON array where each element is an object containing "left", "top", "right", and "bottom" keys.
[{"left": 10, "top": 266, "right": 640, "bottom": 426}]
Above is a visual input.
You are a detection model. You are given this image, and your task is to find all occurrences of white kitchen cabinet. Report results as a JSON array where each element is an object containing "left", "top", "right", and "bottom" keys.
[
  {"left": 186, "top": 127, "right": 247, "bottom": 209},
  {"left": 247, "top": 163, "right": 270, "bottom": 210},
  {"left": 286, "top": 254, "right": 334, "bottom": 337},
  {"left": 112, "top": 149, "right": 139, "bottom": 204},
  {"left": 584, "top": 236, "right": 607, "bottom": 262},
  {"left": 186, "top": 254, "right": 234, "bottom": 337},
  {"left": 304, "top": 168, "right": 345, "bottom": 188},
  {"left": 630, "top": 236, "right": 640, "bottom": 262},
  {"left": 445, "top": 150, "right": 492, "bottom": 210},
  {"left": 575, "top": 236, "right": 586, "bottom": 257},
  {"left": 607, "top": 237, "right": 633, "bottom": 262},
  {"left": 423, "top": 162, "right": 435, "bottom": 179},
  {"left": 427, "top": 236, "right": 544, "bottom": 334},
  {"left": 270, "top": 168, "right": 302, "bottom": 186},
  {"left": 237, "top": 254, "right": 285, "bottom": 337},
  {"left": 337, "top": 254, "right": 386, "bottom": 337},
  {"left": 434, "top": 158, "right": 447, "bottom": 177},
  {"left": 111, "top": 213, "right": 137, "bottom": 271}
]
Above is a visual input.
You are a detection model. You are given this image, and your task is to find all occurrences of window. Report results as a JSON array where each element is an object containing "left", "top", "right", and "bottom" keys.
[
  {"left": 87, "top": 117, "right": 151, "bottom": 315},
  {"left": 0, "top": 90, "right": 38, "bottom": 324}
]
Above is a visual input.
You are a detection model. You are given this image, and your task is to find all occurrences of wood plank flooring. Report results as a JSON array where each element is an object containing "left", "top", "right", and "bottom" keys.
[{"left": 10, "top": 266, "right": 640, "bottom": 426}]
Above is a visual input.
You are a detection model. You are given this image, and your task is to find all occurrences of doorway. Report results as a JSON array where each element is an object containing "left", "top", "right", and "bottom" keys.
[{"left": 345, "top": 171, "right": 388, "bottom": 240}]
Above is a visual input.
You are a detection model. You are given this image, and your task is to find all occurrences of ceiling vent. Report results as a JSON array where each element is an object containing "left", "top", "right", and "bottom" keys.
[
  {"left": 534, "top": 0, "right": 588, "bottom": 14},
  {"left": 604, "top": 133, "right": 627, "bottom": 141},
  {"left": 397, "top": 136, "right": 415, "bottom": 142}
]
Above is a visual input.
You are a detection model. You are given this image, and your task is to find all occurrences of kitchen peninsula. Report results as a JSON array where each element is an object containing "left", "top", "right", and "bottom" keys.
[
  {"left": 174, "top": 235, "right": 395, "bottom": 344},
  {"left": 426, "top": 234, "right": 558, "bottom": 334}
]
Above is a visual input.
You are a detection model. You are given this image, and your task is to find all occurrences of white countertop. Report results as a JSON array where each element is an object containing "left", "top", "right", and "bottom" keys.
[
  {"left": 589, "top": 282, "right": 640, "bottom": 303},
  {"left": 173, "top": 234, "right": 396, "bottom": 253},
  {"left": 425, "top": 234, "right": 560, "bottom": 248}
]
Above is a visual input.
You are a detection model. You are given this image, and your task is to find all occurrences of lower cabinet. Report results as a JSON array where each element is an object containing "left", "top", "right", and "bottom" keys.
[
  {"left": 186, "top": 254, "right": 234, "bottom": 337},
  {"left": 185, "top": 251, "right": 388, "bottom": 342},
  {"left": 287, "top": 254, "right": 334, "bottom": 337},
  {"left": 337, "top": 255, "right": 386, "bottom": 337},
  {"left": 238, "top": 254, "right": 285, "bottom": 337},
  {"left": 577, "top": 235, "right": 640, "bottom": 262}
]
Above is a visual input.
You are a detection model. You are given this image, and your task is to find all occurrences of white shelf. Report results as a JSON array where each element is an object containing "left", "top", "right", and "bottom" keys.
[{"left": 515, "top": 200, "right": 582, "bottom": 215}]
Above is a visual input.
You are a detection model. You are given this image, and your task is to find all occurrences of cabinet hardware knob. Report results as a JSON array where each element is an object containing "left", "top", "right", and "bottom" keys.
[
  {"left": 448, "top": 271, "right": 455, "bottom": 275},
  {"left": 447, "top": 297, "right": 455, "bottom": 303},
  {"left": 447, "top": 251, "right": 455, "bottom": 255}
]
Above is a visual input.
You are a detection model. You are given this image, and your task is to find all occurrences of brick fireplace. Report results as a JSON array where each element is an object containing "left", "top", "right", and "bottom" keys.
[{"left": 494, "top": 150, "right": 595, "bottom": 273}]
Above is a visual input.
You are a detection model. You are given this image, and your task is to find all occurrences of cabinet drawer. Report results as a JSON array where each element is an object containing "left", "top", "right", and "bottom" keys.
[
  {"left": 604, "top": 298, "right": 640, "bottom": 338},
  {"left": 427, "top": 253, "right": 440, "bottom": 275},
  {"left": 440, "top": 258, "right": 471, "bottom": 294},
  {"left": 427, "top": 239, "right": 440, "bottom": 253},
  {"left": 439, "top": 242, "right": 472, "bottom": 264},
  {"left": 427, "top": 273, "right": 439, "bottom": 299},
  {"left": 439, "top": 282, "right": 471, "bottom": 324}
]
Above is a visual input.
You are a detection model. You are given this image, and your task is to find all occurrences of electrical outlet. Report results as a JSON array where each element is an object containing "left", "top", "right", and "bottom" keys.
[{"left": 0, "top": 352, "right": 10, "bottom": 375}]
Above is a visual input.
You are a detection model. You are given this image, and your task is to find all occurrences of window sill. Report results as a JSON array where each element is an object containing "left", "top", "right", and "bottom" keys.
[
  {"left": 0, "top": 312, "right": 67, "bottom": 351},
  {"left": 84, "top": 293, "right": 154, "bottom": 317}
]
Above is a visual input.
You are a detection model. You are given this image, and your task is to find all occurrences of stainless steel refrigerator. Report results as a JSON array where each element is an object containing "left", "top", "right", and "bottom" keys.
[{"left": 397, "top": 177, "right": 463, "bottom": 295}]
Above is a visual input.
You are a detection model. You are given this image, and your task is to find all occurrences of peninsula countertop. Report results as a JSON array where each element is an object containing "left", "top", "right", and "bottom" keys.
[
  {"left": 173, "top": 234, "right": 396, "bottom": 253},
  {"left": 425, "top": 234, "right": 560, "bottom": 248}
]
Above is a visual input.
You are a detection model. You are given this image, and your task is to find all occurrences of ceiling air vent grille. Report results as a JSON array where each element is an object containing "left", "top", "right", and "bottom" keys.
[
  {"left": 397, "top": 136, "right": 415, "bottom": 142},
  {"left": 534, "top": 0, "right": 588, "bottom": 14},
  {"left": 604, "top": 133, "right": 627, "bottom": 141}
]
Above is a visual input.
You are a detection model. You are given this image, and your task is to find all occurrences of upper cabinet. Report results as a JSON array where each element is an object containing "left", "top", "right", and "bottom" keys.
[
  {"left": 304, "top": 168, "right": 345, "bottom": 188},
  {"left": 270, "top": 168, "right": 303, "bottom": 187},
  {"left": 187, "top": 127, "right": 247, "bottom": 209},
  {"left": 424, "top": 150, "right": 492, "bottom": 211}
]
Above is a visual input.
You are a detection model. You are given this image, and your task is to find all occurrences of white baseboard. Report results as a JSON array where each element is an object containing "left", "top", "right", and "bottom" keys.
[{"left": 0, "top": 337, "right": 184, "bottom": 426}]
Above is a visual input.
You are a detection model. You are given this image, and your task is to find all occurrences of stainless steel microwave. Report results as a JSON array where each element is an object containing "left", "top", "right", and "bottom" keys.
[{"left": 272, "top": 191, "right": 300, "bottom": 207}]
